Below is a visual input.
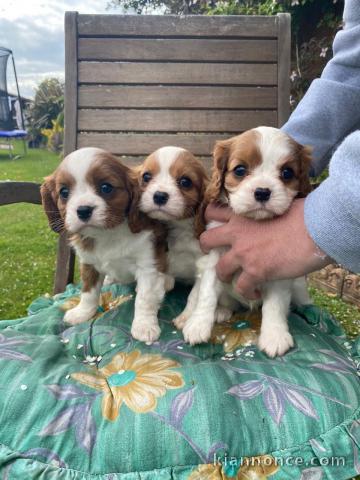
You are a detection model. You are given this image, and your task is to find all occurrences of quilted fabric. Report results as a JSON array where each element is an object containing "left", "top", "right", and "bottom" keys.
[{"left": 0, "top": 283, "right": 359, "bottom": 480}]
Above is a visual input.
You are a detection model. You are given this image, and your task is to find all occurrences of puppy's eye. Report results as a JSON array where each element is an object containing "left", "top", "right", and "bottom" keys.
[
  {"left": 178, "top": 176, "right": 193, "bottom": 189},
  {"left": 100, "top": 183, "right": 114, "bottom": 195},
  {"left": 233, "top": 165, "right": 247, "bottom": 177},
  {"left": 281, "top": 167, "right": 295, "bottom": 181},
  {"left": 59, "top": 186, "right": 69, "bottom": 200},
  {"left": 142, "top": 172, "right": 152, "bottom": 183}
]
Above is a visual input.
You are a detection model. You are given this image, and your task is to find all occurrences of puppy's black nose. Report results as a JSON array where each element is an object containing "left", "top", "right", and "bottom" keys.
[
  {"left": 77, "top": 205, "right": 94, "bottom": 221},
  {"left": 254, "top": 188, "right": 271, "bottom": 203},
  {"left": 153, "top": 191, "right": 169, "bottom": 206}
]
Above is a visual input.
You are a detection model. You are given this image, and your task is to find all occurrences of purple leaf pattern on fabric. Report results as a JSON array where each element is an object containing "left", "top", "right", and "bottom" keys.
[
  {"left": 206, "top": 442, "right": 228, "bottom": 463},
  {"left": 300, "top": 467, "right": 323, "bottom": 480},
  {"left": 0, "top": 334, "right": 32, "bottom": 362},
  {"left": 350, "top": 420, "right": 360, "bottom": 473},
  {"left": 281, "top": 387, "right": 319, "bottom": 420},
  {"left": 263, "top": 384, "right": 285, "bottom": 425},
  {"left": 47, "top": 384, "right": 96, "bottom": 400},
  {"left": 170, "top": 387, "right": 195, "bottom": 428},
  {"left": 227, "top": 380, "right": 264, "bottom": 400},
  {"left": 311, "top": 362, "right": 353, "bottom": 374},
  {"left": 74, "top": 403, "right": 97, "bottom": 454},
  {"left": 39, "top": 383, "right": 98, "bottom": 454},
  {"left": 39, "top": 404, "right": 83, "bottom": 436}
]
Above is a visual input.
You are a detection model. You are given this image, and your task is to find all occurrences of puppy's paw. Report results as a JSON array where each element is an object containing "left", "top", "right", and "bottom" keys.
[
  {"left": 63, "top": 306, "right": 96, "bottom": 325},
  {"left": 173, "top": 312, "right": 188, "bottom": 330},
  {"left": 131, "top": 320, "right": 161, "bottom": 344},
  {"left": 215, "top": 306, "right": 233, "bottom": 324},
  {"left": 258, "top": 329, "right": 294, "bottom": 358},
  {"left": 183, "top": 316, "right": 213, "bottom": 346},
  {"left": 165, "top": 275, "right": 175, "bottom": 292}
]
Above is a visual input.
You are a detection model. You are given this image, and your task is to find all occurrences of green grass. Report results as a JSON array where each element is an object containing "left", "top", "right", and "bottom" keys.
[
  {"left": 0, "top": 141, "right": 359, "bottom": 342},
  {"left": 0, "top": 141, "right": 59, "bottom": 319}
]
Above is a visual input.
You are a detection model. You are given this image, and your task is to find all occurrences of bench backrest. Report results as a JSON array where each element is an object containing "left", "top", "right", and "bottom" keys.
[{"left": 64, "top": 12, "right": 291, "bottom": 166}]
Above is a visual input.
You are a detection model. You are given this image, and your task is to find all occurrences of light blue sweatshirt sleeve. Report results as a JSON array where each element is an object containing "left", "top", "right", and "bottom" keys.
[{"left": 282, "top": 0, "right": 360, "bottom": 273}]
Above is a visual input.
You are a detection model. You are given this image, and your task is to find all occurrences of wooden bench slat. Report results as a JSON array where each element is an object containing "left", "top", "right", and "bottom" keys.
[
  {"left": 78, "top": 132, "right": 230, "bottom": 156},
  {"left": 78, "top": 38, "right": 278, "bottom": 62},
  {"left": 78, "top": 85, "right": 278, "bottom": 109},
  {"left": 0, "top": 182, "right": 41, "bottom": 206},
  {"left": 78, "top": 109, "right": 277, "bottom": 132},
  {"left": 79, "top": 62, "right": 277, "bottom": 86},
  {"left": 78, "top": 15, "right": 278, "bottom": 38}
]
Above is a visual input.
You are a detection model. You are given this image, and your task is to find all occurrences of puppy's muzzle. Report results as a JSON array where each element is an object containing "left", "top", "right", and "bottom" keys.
[
  {"left": 77, "top": 205, "right": 94, "bottom": 221},
  {"left": 153, "top": 191, "right": 169, "bottom": 206},
  {"left": 254, "top": 188, "right": 271, "bottom": 203}
]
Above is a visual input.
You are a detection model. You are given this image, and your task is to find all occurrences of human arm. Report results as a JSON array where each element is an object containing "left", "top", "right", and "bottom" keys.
[{"left": 282, "top": 0, "right": 360, "bottom": 175}]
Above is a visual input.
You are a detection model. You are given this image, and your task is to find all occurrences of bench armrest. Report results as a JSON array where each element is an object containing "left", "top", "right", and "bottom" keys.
[{"left": 0, "top": 181, "right": 41, "bottom": 206}]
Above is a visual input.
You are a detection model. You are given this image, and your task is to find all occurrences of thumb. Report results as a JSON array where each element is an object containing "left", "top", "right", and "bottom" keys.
[{"left": 234, "top": 272, "right": 262, "bottom": 301}]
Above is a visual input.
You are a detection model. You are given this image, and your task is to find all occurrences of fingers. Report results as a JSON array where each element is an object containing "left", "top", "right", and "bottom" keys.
[
  {"left": 216, "top": 250, "right": 241, "bottom": 283},
  {"left": 205, "top": 203, "right": 233, "bottom": 223},
  {"left": 200, "top": 225, "right": 232, "bottom": 253},
  {"left": 234, "top": 272, "right": 262, "bottom": 301}
]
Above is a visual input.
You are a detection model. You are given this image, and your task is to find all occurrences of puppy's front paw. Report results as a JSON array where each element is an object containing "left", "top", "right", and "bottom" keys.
[
  {"left": 215, "top": 306, "right": 233, "bottom": 324},
  {"left": 183, "top": 316, "right": 213, "bottom": 346},
  {"left": 131, "top": 320, "right": 161, "bottom": 344},
  {"left": 63, "top": 305, "right": 96, "bottom": 325},
  {"left": 173, "top": 312, "right": 188, "bottom": 330},
  {"left": 258, "top": 329, "right": 294, "bottom": 358}
]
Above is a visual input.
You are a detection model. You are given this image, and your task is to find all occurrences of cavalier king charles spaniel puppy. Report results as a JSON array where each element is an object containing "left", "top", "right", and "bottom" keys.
[
  {"left": 40, "top": 147, "right": 168, "bottom": 343},
  {"left": 137, "top": 146, "right": 232, "bottom": 326},
  {"left": 180, "top": 127, "right": 313, "bottom": 357}
]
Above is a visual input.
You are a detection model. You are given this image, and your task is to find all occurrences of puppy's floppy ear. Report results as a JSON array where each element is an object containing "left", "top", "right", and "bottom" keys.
[
  {"left": 205, "top": 139, "right": 231, "bottom": 204},
  {"left": 297, "top": 145, "right": 313, "bottom": 198},
  {"left": 194, "top": 173, "right": 209, "bottom": 238},
  {"left": 40, "top": 175, "right": 63, "bottom": 233},
  {"left": 127, "top": 169, "right": 145, "bottom": 234}
]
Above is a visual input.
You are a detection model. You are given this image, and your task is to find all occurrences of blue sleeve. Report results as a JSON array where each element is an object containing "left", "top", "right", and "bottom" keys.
[
  {"left": 304, "top": 131, "right": 360, "bottom": 273},
  {"left": 282, "top": 0, "right": 360, "bottom": 175}
]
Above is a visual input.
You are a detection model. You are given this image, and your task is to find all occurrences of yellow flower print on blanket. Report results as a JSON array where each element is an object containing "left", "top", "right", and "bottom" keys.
[
  {"left": 211, "top": 311, "right": 261, "bottom": 353},
  {"left": 71, "top": 350, "right": 184, "bottom": 421},
  {"left": 189, "top": 455, "right": 279, "bottom": 479},
  {"left": 61, "top": 291, "right": 133, "bottom": 318}
]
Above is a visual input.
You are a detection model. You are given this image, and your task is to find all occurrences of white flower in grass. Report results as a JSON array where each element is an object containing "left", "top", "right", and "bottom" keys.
[{"left": 320, "top": 47, "right": 329, "bottom": 58}]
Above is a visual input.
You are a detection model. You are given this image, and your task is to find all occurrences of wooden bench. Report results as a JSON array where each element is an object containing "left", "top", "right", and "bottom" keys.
[{"left": 0, "top": 12, "right": 291, "bottom": 294}]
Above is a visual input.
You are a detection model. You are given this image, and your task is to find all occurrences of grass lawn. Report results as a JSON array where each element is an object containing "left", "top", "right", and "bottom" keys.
[{"left": 0, "top": 141, "right": 359, "bottom": 341}]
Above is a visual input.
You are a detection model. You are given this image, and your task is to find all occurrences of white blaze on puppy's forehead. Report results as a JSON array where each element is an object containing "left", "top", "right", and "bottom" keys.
[
  {"left": 253, "top": 126, "right": 294, "bottom": 171},
  {"left": 62, "top": 147, "right": 107, "bottom": 180},
  {"left": 155, "top": 146, "right": 187, "bottom": 172}
]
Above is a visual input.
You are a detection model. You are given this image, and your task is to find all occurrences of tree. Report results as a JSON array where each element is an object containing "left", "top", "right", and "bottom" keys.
[{"left": 27, "top": 78, "right": 64, "bottom": 148}]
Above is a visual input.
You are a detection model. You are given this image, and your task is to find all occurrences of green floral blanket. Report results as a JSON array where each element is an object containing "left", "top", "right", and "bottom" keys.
[{"left": 0, "top": 283, "right": 359, "bottom": 479}]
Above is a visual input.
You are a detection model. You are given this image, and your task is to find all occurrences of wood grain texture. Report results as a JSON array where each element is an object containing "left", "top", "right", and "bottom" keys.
[
  {"left": 78, "top": 38, "right": 277, "bottom": 62},
  {"left": 78, "top": 14, "right": 278, "bottom": 38},
  {"left": 277, "top": 13, "right": 291, "bottom": 126},
  {"left": 60, "top": 10, "right": 78, "bottom": 292},
  {"left": 78, "top": 85, "right": 278, "bottom": 109},
  {"left": 78, "top": 62, "right": 277, "bottom": 86},
  {"left": 0, "top": 182, "right": 41, "bottom": 206},
  {"left": 78, "top": 109, "right": 277, "bottom": 132},
  {"left": 78, "top": 132, "right": 231, "bottom": 156}
]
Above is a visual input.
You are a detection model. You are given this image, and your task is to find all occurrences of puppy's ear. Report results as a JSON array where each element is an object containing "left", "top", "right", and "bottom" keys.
[
  {"left": 205, "top": 139, "right": 231, "bottom": 204},
  {"left": 297, "top": 145, "right": 313, "bottom": 198},
  {"left": 127, "top": 169, "right": 145, "bottom": 234},
  {"left": 40, "top": 175, "right": 63, "bottom": 233}
]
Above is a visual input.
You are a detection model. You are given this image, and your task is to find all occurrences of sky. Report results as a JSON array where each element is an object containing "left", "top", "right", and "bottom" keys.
[{"left": 0, "top": 0, "right": 120, "bottom": 99}]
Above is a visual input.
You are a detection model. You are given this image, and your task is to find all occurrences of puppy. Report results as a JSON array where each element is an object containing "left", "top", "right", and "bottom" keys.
[
  {"left": 40, "top": 147, "right": 168, "bottom": 343},
  {"left": 180, "top": 127, "right": 313, "bottom": 357},
  {"left": 137, "top": 146, "right": 232, "bottom": 326}
]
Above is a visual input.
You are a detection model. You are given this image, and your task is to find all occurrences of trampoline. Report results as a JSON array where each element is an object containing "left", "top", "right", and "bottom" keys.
[{"left": 0, "top": 46, "right": 27, "bottom": 158}]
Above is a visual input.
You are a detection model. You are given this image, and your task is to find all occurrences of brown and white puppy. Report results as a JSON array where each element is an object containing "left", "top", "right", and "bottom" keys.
[
  {"left": 180, "top": 127, "right": 313, "bottom": 357},
  {"left": 137, "top": 146, "right": 231, "bottom": 326},
  {"left": 41, "top": 147, "right": 167, "bottom": 343}
]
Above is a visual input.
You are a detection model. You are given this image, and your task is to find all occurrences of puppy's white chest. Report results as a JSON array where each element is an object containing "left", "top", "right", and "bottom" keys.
[
  {"left": 167, "top": 220, "right": 202, "bottom": 282},
  {"left": 74, "top": 224, "right": 154, "bottom": 283}
]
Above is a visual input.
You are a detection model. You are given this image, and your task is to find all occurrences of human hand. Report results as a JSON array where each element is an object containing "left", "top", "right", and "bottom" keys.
[{"left": 200, "top": 199, "right": 331, "bottom": 300}]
